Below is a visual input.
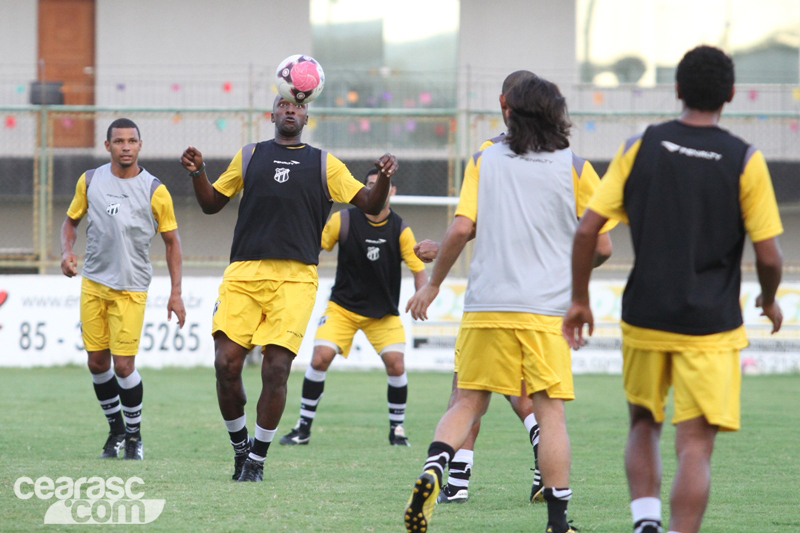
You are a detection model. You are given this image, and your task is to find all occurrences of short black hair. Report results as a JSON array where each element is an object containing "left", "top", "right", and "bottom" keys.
[
  {"left": 363, "top": 167, "right": 393, "bottom": 187},
  {"left": 502, "top": 70, "right": 537, "bottom": 96},
  {"left": 504, "top": 76, "right": 571, "bottom": 154},
  {"left": 363, "top": 168, "right": 380, "bottom": 184},
  {"left": 676, "top": 46, "right": 735, "bottom": 111},
  {"left": 106, "top": 118, "right": 140, "bottom": 142}
]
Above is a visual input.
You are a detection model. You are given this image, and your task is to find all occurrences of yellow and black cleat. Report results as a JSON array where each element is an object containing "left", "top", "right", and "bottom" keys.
[{"left": 404, "top": 470, "right": 440, "bottom": 533}]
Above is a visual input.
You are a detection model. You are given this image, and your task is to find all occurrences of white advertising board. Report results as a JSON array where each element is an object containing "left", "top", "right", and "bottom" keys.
[{"left": 0, "top": 276, "right": 798, "bottom": 374}]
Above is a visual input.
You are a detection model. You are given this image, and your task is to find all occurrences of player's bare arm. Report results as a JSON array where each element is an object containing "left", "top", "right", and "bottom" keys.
[
  {"left": 753, "top": 237, "right": 783, "bottom": 333},
  {"left": 563, "top": 209, "right": 608, "bottom": 348},
  {"left": 413, "top": 270, "right": 427, "bottom": 291},
  {"left": 181, "top": 146, "right": 230, "bottom": 214},
  {"left": 351, "top": 153, "right": 398, "bottom": 215},
  {"left": 161, "top": 229, "right": 186, "bottom": 328},
  {"left": 60, "top": 216, "right": 81, "bottom": 277},
  {"left": 406, "top": 215, "right": 473, "bottom": 321}
]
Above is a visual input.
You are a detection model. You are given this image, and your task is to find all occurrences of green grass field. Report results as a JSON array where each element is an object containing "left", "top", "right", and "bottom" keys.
[{"left": 1, "top": 367, "right": 798, "bottom": 532}]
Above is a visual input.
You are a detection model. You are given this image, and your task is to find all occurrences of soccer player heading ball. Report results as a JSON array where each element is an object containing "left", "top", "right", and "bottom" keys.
[{"left": 181, "top": 93, "right": 397, "bottom": 483}]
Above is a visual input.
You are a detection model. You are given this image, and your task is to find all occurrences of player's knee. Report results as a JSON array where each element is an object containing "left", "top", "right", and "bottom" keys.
[
  {"left": 214, "top": 353, "right": 243, "bottom": 382},
  {"left": 113, "top": 361, "right": 134, "bottom": 379},
  {"left": 456, "top": 390, "right": 491, "bottom": 416},
  {"left": 384, "top": 359, "right": 404, "bottom": 376},
  {"left": 87, "top": 351, "right": 112, "bottom": 375},
  {"left": 87, "top": 359, "right": 110, "bottom": 375},
  {"left": 381, "top": 351, "right": 404, "bottom": 376},
  {"left": 311, "top": 345, "right": 337, "bottom": 371},
  {"left": 261, "top": 347, "right": 293, "bottom": 384}
]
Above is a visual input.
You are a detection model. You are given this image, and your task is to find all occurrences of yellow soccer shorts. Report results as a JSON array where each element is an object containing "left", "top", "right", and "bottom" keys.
[
  {"left": 622, "top": 343, "right": 741, "bottom": 431},
  {"left": 455, "top": 326, "right": 574, "bottom": 400},
  {"left": 314, "top": 301, "right": 406, "bottom": 358},
  {"left": 80, "top": 278, "right": 148, "bottom": 356},
  {"left": 212, "top": 278, "right": 317, "bottom": 354}
]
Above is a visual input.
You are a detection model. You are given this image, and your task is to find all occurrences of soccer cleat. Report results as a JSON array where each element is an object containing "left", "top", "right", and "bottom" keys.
[
  {"left": 236, "top": 458, "right": 264, "bottom": 482},
  {"left": 545, "top": 526, "right": 577, "bottom": 533},
  {"left": 530, "top": 467, "right": 544, "bottom": 503},
  {"left": 232, "top": 437, "right": 254, "bottom": 481},
  {"left": 100, "top": 433, "right": 126, "bottom": 459},
  {"left": 389, "top": 424, "right": 411, "bottom": 446},
  {"left": 279, "top": 425, "right": 310, "bottom": 445},
  {"left": 634, "top": 519, "right": 663, "bottom": 533},
  {"left": 436, "top": 483, "right": 468, "bottom": 504},
  {"left": 546, "top": 520, "right": 578, "bottom": 533},
  {"left": 404, "top": 470, "right": 439, "bottom": 533},
  {"left": 123, "top": 435, "right": 143, "bottom": 460}
]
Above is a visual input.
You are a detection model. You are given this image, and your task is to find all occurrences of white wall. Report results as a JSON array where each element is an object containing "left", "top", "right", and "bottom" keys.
[
  {"left": 94, "top": 0, "right": 313, "bottom": 107},
  {"left": 458, "top": 0, "right": 577, "bottom": 111},
  {"left": 97, "top": 0, "right": 311, "bottom": 69},
  {"left": 0, "top": 1, "right": 37, "bottom": 88}
]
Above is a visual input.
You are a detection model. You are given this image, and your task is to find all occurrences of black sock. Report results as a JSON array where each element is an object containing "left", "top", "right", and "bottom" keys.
[
  {"left": 230, "top": 428, "right": 248, "bottom": 450},
  {"left": 249, "top": 425, "right": 276, "bottom": 462},
  {"left": 423, "top": 441, "right": 455, "bottom": 487},
  {"left": 118, "top": 370, "right": 143, "bottom": 437},
  {"left": 531, "top": 424, "right": 540, "bottom": 467},
  {"left": 250, "top": 439, "right": 271, "bottom": 458},
  {"left": 91, "top": 369, "right": 125, "bottom": 434},
  {"left": 544, "top": 487, "right": 572, "bottom": 533},
  {"left": 387, "top": 373, "right": 408, "bottom": 429},
  {"left": 298, "top": 368, "right": 326, "bottom": 431},
  {"left": 224, "top": 414, "right": 249, "bottom": 453}
]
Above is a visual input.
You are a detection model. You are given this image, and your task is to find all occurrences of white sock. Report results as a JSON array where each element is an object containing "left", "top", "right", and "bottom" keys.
[
  {"left": 632, "top": 497, "right": 662, "bottom": 532},
  {"left": 91, "top": 368, "right": 115, "bottom": 384},
  {"left": 447, "top": 449, "right": 474, "bottom": 488},
  {"left": 224, "top": 414, "right": 246, "bottom": 440},
  {"left": 116, "top": 369, "right": 142, "bottom": 389},
  {"left": 305, "top": 366, "right": 326, "bottom": 382},
  {"left": 387, "top": 373, "right": 408, "bottom": 387},
  {"left": 255, "top": 424, "right": 277, "bottom": 443},
  {"left": 631, "top": 497, "right": 661, "bottom": 523},
  {"left": 452, "top": 448, "right": 474, "bottom": 465},
  {"left": 523, "top": 413, "right": 538, "bottom": 433}
]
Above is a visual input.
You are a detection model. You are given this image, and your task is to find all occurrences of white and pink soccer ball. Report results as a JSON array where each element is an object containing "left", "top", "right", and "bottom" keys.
[{"left": 275, "top": 55, "right": 325, "bottom": 105}]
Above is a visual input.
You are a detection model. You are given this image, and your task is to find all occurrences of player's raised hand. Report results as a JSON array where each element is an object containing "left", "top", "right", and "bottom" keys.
[
  {"left": 756, "top": 294, "right": 783, "bottom": 334},
  {"left": 375, "top": 153, "right": 398, "bottom": 177},
  {"left": 406, "top": 283, "right": 439, "bottom": 321},
  {"left": 61, "top": 252, "right": 78, "bottom": 277},
  {"left": 181, "top": 146, "right": 204, "bottom": 173},
  {"left": 168, "top": 292, "right": 186, "bottom": 329},
  {"left": 414, "top": 240, "right": 440, "bottom": 263},
  {"left": 562, "top": 302, "right": 594, "bottom": 349}
]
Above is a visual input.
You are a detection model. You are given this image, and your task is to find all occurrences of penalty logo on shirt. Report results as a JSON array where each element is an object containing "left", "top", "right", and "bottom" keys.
[
  {"left": 106, "top": 203, "right": 121, "bottom": 216},
  {"left": 274, "top": 168, "right": 290, "bottom": 183},
  {"left": 366, "top": 246, "right": 380, "bottom": 261}
]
